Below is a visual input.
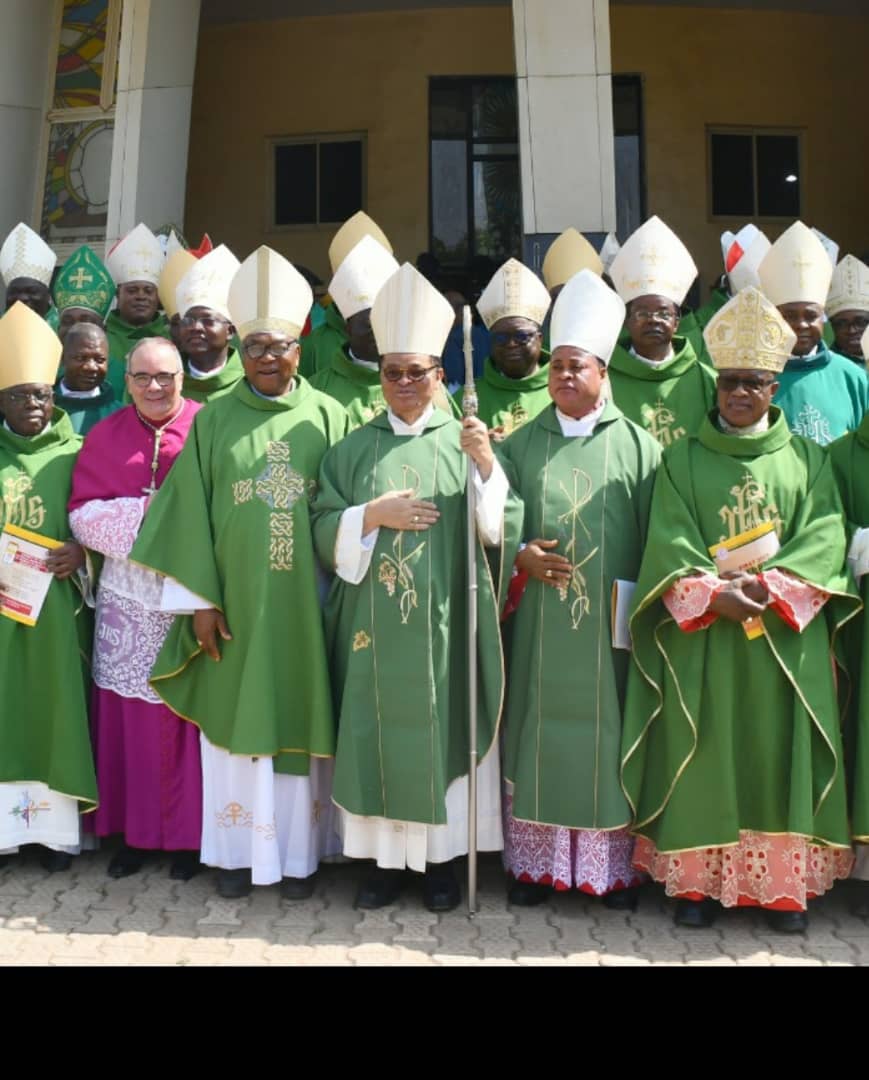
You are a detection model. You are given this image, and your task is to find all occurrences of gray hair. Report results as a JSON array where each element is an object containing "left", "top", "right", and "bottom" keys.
[{"left": 125, "top": 336, "right": 183, "bottom": 373}]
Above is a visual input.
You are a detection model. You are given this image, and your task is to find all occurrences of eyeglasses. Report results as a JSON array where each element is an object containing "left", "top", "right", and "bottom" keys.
[
  {"left": 180, "top": 315, "right": 229, "bottom": 330},
  {"left": 831, "top": 315, "right": 869, "bottom": 333},
  {"left": 491, "top": 330, "right": 540, "bottom": 347},
  {"left": 717, "top": 375, "right": 775, "bottom": 395},
  {"left": 381, "top": 363, "right": 440, "bottom": 382},
  {"left": 243, "top": 340, "right": 297, "bottom": 360},
  {"left": 4, "top": 389, "right": 53, "bottom": 405},
  {"left": 629, "top": 308, "right": 678, "bottom": 322},
  {"left": 127, "top": 370, "right": 181, "bottom": 388}
]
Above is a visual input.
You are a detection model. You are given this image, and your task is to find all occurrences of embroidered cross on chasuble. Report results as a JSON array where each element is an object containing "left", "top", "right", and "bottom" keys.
[{"left": 232, "top": 440, "right": 307, "bottom": 570}]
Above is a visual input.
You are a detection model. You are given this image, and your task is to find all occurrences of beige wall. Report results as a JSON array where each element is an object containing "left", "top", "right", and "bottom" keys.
[
  {"left": 186, "top": 6, "right": 514, "bottom": 281},
  {"left": 612, "top": 4, "right": 869, "bottom": 297},
  {"left": 187, "top": 4, "right": 868, "bottom": 294}
]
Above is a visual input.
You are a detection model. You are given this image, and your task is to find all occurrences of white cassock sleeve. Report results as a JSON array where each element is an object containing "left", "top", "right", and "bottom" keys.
[
  {"left": 849, "top": 526, "right": 869, "bottom": 580},
  {"left": 334, "top": 458, "right": 509, "bottom": 586},
  {"left": 160, "top": 576, "right": 214, "bottom": 614}
]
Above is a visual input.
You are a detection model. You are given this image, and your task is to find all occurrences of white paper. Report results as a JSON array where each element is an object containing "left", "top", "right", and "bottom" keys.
[{"left": 0, "top": 524, "right": 61, "bottom": 626}]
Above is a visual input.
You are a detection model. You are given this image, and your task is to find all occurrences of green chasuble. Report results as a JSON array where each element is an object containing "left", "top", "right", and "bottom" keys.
[
  {"left": 497, "top": 401, "right": 662, "bottom": 829},
  {"left": 53, "top": 383, "right": 121, "bottom": 436},
  {"left": 0, "top": 410, "right": 97, "bottom": 806},
  {"left": 453, "top": 356, "right": 552, "bottom": 437},
  {"left": 608, "top": 336, "right": 717, "bottom": 449},
  {"left": 181, "top": 348, "right": 244, "bottom": 405},
  {"left": 622, "top": 408, "right": 860, "bottom": 854},
  {"left": 680, "top": 287, "right": 728, "bottom": 365},
  {"left": 104, "top": 309, "right": 170, "bottom": 400},
  {"left": 773, "top": 341, "right": 869, "bottom": 447},
  {"left": 311, "top": 409, "right": 523, "bottom": 825},
  {"left": 45, "top": 306, "right": 60, "bottom": 333},
  {"left": 299, "top": 304, "right": 347, "bottom": 379},
  {"left": 130, "top": 377, "right": 350, "bottom": 775},
  {"left": 829, "top": 414, "right": 869, "bottom": 841},
  {"left": 309, "top": 346, "right": 385, "bottom": 430}
]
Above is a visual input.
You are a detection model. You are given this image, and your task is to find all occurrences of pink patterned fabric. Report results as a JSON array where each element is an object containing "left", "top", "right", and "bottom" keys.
[
  {"left": 503, "top": 795, "right": 643, "bottom": 895},
  {"left": 86, "top": 686, "right": 202, "bottom": 850},
  {"left": 760, "top": 568, "right": 829, "bottom": 632},
  {"left": 662, "top": 573, "right": 721, "bottom": 631},
  {"left": 633, "top": 833, "right": 853, "bottom": 910}
]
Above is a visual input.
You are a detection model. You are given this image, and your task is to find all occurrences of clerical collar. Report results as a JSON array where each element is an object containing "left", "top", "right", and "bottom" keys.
[
  {"left": 187, "top": 356, "right": 227, "bottom": 380},
  {"left": 556, "top": 398, "right": 607, "bottom": 436},
  {"left": 349, "top": 349, "right": 379, "bottom": 371},
  {"left": 629, "top": 344, "right": 675, "bottom": 368},
  {"left": 249, "top": 379, "right": 295, "bottom": 400},
  {"left": 4, "top": 420, "right": 51, "bottom": 437},
  {"left": 790, "top": 345, "right": 819, "bottom": 362},
  {"left": 717, "top": 412, "right": 770, "bottom": 436},
  {"left": 387, "top": 404, "right": 434, "bottom": 436},
  {"left": 58, "top": 379, "right": 102, "bottom": 399}
]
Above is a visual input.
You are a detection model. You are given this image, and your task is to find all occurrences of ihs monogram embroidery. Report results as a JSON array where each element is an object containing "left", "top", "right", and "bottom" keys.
[
  {"left": 232, "top": 441, "right": 307, "bottom": 571},
  {"left": 1, "top": 473, "right": 45, "bottom": 531},
  {"left": 793, "top": 404, "right": 833, "bottom": 447},
  {"left": 718, "top": 472, "right": 783, "bottom": 541},
  {"left": 641, "top": 397, "right": 686, "bottom": 447}
]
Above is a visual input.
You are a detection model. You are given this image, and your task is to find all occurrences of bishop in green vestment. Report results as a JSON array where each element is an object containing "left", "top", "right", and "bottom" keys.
[
  {"left": 54, "top": 323, "right": 120, "bottom": 435},
  {"left": 311, "top": 262, "right": 522, "bottom": 914},
  {"left": 0, "top": 303, "right": 96, "bottom": 871},
  {"left": 53, "top": 244, "right": 115, "bottom": 344},
  {"left": 130, "top": 247, "right": 350, "bottom": 901},
  {"left": 622, "top": 287, "right": 859, "bottom": 935},
  {"left": 104, "top": 224, "right": 169, "bottom": 400},
  {"left": 496, "top": 269, "right": 661, "bottom": 910}
]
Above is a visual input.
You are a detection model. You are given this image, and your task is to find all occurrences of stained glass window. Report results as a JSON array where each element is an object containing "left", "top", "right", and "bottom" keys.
[
  {"left": 53, "top": 0, "right": 111, "bottom": 111},
  {"left": 41, "top": 120, "right": 114, "bottom": 242}
]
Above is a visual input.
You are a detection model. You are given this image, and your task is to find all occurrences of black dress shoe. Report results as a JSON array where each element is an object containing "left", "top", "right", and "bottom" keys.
[
  {"left": 602, "top": 885, "right": 639, "bottom": 912},
  {"left": 355, "top": 868, "right": 404, "bottom": 910},
  {"left": 851, "top": 883, "right": 869, "bottom": 919},
  {"left": 281, "top": 873, "right": 317, "bottom": 900},
  {"left": 673, "top": 899, "right": 717, "bottom": 928},
  {"left": 423, "top": 863, "right": 460, "bottom": 913},
  {"left": 216, "top": 868, "right": 252, "bottom": 899},
  {"left": 507, "top": 879, "right": 551, "bottom": 907},
  {"left": 107, "top": 846, "right": 147, "bottom": 879},
  {"left": 39, "top": 849, "right": 73, "bottom": 873},
  {"left": 766, "top": 909, "right": 808, "bottom": 934},
  {"left": 169, "top": 851, "right": 202, "bottom": 882}
]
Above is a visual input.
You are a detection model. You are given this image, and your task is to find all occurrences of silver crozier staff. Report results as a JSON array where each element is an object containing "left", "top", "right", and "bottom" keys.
[{"left": 462, "top": 305, "right": 479, "bottom": 917}]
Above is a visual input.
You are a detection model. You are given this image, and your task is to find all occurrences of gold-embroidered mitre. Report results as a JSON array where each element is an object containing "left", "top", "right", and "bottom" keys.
[
  {"left": 703, "top": 286, "right": 796, "bottom": 373},
  {"left": 0, "top": 223, "right": 56, "bottom": 287},
  {"left": 476, "top": 258, "right": 550, "bottom": 329},
  {"left": 229, "top": 246, "right": 313, "bottom": 340},
  {"left": 827, "top": 254, "right": 869, "bottom": 318},
  {"left": 0, "top": 302, "right": 62, "bottom": 390}
]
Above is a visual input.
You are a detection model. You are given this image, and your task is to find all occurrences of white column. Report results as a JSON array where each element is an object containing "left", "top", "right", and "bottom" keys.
[
  {"left": 106, "top": 0, "right": 201, "bottom": 251},
  {"left": 513, "top": 0, "right": 616, "bottom": 257},
  {"left": 0, "top": 0, "right": 56, "bottom": 241}
]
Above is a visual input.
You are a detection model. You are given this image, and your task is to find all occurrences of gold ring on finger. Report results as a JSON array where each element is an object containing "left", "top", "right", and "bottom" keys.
[
  {"left": 546, "top": 569, "right": 553, "bottom": 578},
  {"left": 413, "top": 515, "right": 419, "bottom": 523}
]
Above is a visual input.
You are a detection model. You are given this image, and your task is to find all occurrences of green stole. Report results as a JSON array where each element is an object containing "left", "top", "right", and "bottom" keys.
[
  {"left": 299, "top": 304, "right": 347, "bottom": 379},
  {"left": 455, "top": 356, "right": 551, "bottom": 435},
  {"left": 182, "top": 348, "right": 244, "bottom": 404},
  {"left": 53, "top": 383, "right": 121, "bottom": 435},
  {"left": 608, "top": 336, "right": 716, "bottom": 449},
  {"left": 829, "top": 414, "right": 869, "bottom": 840},
  {"left": 773, "top": 341, "right": 869, "bottom": 447},
  {"left": 312, "top": 408, "right": 522, "bottom": 824},
  {"left": 0, "top": 410, "right": 97, "bottom": 805},
  {"left": 497, "top": 401, "right": 662, "bottom": 828},
  {"left": 130, "top": 377, "right": 350, "bottom": 775},
  {"left": 104, "top": 310, "right": 170, "bottom": 399},
  {"left": 309, "top": 346, "right": 385, "bottom": 430},
  {"left": 622, "top": 408, "right": 860, "bottom": 852}
]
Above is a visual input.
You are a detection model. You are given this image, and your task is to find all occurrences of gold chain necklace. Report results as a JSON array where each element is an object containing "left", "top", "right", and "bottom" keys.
[{"left": 135, "top": 402, "right": 185, "bottom": 497}]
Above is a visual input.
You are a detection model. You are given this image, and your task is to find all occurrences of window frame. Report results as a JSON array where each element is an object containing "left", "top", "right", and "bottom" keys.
[
  {"left": 428, "top": 75, "right": 520, "bottom": 270},
  {"left": 33, "top": 0, "right": 122, "bottom": 256},
  {"left": 706, "top": 124, "right": 805, "bottom": 224},
  {"left": 266, "top": 131, "right": 368, "bottom": 233}
]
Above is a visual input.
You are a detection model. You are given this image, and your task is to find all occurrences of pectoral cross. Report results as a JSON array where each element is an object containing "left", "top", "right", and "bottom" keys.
[
  {"left": 70, "top": 267, "right": 93, "bottom": 289},
  {"left": 232, "top": 441, "right": 307, "bottom": 571}
]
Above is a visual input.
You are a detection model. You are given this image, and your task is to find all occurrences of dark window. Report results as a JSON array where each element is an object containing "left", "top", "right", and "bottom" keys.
[
  {"left": 429, "top": 77, "right": 521, "bottom": 270},
  {"left": 708, "top": 128, "right": 801, "bottom": 219},
  {"left": 612, "top": 74, "right": 646, "bottom": 240},
  {"left": 273, "top": 136, "right": 364, "bottom": 227}
]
